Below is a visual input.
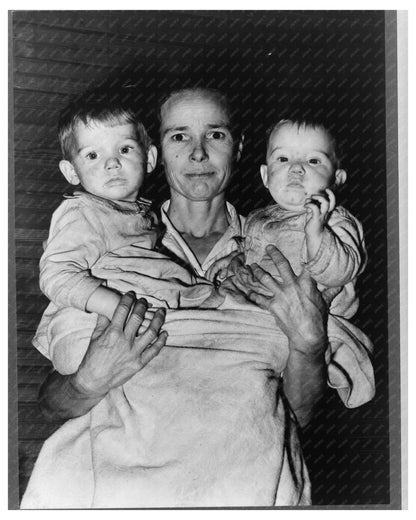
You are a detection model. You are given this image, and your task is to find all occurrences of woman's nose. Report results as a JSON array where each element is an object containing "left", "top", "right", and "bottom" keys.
[{"left": 190, "top": 140, "right": 208, "bottom": 162}]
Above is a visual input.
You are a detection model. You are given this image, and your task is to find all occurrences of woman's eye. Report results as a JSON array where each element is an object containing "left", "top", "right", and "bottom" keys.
[
  {"left": 171, "top": 133, "right": 187, "bottom": 142},
  {"left": 86, "top": 152, "right": 98, "bottom": 160},
  {"left": 208, "top": 131, "right": 225, "bottom": 140}
]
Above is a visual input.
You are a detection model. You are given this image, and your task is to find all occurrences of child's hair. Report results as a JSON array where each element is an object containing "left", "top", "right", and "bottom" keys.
[
  {"left": 58, "top": 88, "right": 152, "bottom": 161},
  {"left": 267, "top": 117, "right": 342, "bottom": 169}
]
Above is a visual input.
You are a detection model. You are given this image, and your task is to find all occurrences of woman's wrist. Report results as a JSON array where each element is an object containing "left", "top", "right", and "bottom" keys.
[
  {"left": 288, "top": 334, "right": 327, "bottom": 358},
  {"left": 70, "top": 368, "right": 108, "bottom": 401}
]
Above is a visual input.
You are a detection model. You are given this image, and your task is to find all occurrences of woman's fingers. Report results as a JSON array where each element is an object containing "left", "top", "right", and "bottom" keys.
[
  {"left": 111, "top": 292, "right": 137, "bottom": 330},
  {"left": 124, "top": 297, "right": 148, "bottom": 341},
  {"left": 135, "top": 307, "right": 166, "bottom": 347},
  {"left": 264, "top": 246, "right": 296, "bottom": 283},
  {"left": 140, "top": 331, "right": 168, "bottom": 366}
]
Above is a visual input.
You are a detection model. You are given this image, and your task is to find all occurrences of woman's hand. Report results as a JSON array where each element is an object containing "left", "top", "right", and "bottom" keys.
[
  {"left": 74, "top": 293, "right": 168, "bottom": 398},
  {"left": 234, "top": 245, "right": 327, "bottom": 354},
  {"left": 39, "top": 293, "right": 168, "bottom": 421}
]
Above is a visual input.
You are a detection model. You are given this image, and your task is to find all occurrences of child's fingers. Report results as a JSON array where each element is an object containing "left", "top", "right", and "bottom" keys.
[
  {"left": 304, "top": 201, "right": 321, "bottom": 221},
  {"left": 310, "top": 194, "right": 330, "bottom": 216},
  {"left": 325, "top": 188, "right": 336, "bottom": 212}
]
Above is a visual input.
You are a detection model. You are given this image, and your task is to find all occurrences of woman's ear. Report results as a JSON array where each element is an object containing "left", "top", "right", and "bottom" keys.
[
  {"left": 260, "top": 164, "right": 269, "bottom": 188},
  {"left": 59, "top": 160, "right": 80, "bottom": 185},
  {"left": 146, "top": 145, "right": 158, "bottom": 173},
  {"left": 334, "top": 168, "right": 347, "bottom": 187},
  {"left": 235, "top": 134, "right": 244, "bottom": 162}
]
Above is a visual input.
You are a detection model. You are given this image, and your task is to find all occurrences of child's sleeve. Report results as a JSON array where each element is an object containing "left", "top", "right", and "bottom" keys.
[
  {"left": 302, "top": 207, "right": 367, "bottom": 287},
  {"left": 326, "top": 314, "right": 375, "bottom": 408},
  {"left": 39, "top": 200, "right": 107, "bottom": 310}
]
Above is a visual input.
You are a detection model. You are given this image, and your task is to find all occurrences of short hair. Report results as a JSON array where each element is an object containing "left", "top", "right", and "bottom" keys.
[
  {"left": 158, "top": 87, "right": 242, "bottom": 140},
  {"left": 267, "top": 117, "right": 342, "bottom": 169},
  {"left": 58, "top": 88, "right": 152, "bottom": 161}
]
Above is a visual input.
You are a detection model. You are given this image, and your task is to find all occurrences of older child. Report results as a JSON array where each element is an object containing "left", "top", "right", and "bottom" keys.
[{"left": 35, "top": 90, "right": 214, "bottom": 372}]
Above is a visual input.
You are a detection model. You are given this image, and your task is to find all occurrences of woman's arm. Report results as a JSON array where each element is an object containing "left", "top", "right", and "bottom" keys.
[
  {"left": 233, "top": 245, "right": 330, "bottom": 428},
  {"left": 38, "top": 293, "right": 167, "bottom": 421}
]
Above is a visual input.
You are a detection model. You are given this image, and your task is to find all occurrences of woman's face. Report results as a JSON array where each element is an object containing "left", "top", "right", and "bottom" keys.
[{"left": 160, "top": 92, "right": 237, "bottom": 203}]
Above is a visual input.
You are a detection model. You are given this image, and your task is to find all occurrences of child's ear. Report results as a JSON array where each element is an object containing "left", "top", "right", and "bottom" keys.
[
  {"left": 146, "top": 145, "right": 158, "bottom": 173},
  {"left": 260, "top": 164, "right": 269, "bottom": 188},
  {"left": 59, "top": 160, "right": 80, "bottom": 185},
  {"left": 235, "top": 134, "right": 244, "bottom": 162},
  {"left": 334, "top": 168, "right": 347, "bottom": 187}
]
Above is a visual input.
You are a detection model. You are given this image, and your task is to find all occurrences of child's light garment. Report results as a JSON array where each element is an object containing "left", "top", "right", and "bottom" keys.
[
  {"left": 244, "top": 204, "right": 367, "bottom": 319},
  {"left": 40, "top": 190, "right": 213, "bottom": 310},
  {"left": 35, "top": 191, "right": 216, "bottom": 366}
]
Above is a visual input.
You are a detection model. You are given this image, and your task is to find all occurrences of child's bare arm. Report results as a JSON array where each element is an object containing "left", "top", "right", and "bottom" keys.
[{"left": 86, "top": 286, "right": 122, "bottom": 320}]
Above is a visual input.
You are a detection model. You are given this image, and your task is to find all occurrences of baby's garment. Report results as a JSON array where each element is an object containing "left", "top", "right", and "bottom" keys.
[{"left": 244, "top": 204, "right": 367, "bottom": 318}]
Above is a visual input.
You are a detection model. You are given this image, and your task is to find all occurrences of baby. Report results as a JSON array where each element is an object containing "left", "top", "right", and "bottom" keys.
[
  {"left": 206, "top": 116, "right": 372, "bottom": 405},
  {"left": 242, "top": 118, "right": 367, "bottom": 321}
]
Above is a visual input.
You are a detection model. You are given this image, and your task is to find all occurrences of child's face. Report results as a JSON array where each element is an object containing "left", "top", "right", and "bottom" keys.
[
  {"left": 261, "top": 123, "right": 345, "bottom": 211},
  {"left": 60, "top": 119, "right": 153, "bottom": 202}
]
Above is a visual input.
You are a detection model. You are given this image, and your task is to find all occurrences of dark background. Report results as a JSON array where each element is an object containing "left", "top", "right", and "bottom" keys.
[{"left": 11, "top": 10, "right": 392, "bottom": 506}]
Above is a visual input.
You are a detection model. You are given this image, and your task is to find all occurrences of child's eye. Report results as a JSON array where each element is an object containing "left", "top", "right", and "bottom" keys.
[
  {"left": 309, "top": 158, "right": 321, "bottom": 165},
  {"left": 276, "top": 156, "right": 288, "bottom": 163},
  {"left": 171, "top": 133, "right": 188, "bottom": 142},
  {"left": 86, "top": 152, "right": 98, "bottom": 160},
  {"left": 120, "top": 145, "right": 133, "bottom": 154}
]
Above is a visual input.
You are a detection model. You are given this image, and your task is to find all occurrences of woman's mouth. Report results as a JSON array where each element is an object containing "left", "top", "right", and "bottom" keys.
[{"left": 185, "top": 171, "right": 215, "bottom": 178}]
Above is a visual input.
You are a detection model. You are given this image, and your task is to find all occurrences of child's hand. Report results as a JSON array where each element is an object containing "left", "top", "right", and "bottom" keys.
[
  {"left": 304, "top": 188, "right": 336, "bottom": 260},
  {"left": 304, "top": 188, "right": 336, "bottom": 234},
  {"left": 205, "top": 251, "right": 244, "bottom": 285}
]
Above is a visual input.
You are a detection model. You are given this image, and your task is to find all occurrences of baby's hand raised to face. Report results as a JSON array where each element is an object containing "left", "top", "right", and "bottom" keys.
[
  {"left": 304, "top": 188, "right": 336, "bottom": 233},
  {"left": 304, "top": 188, "right": 336, "bottom": 260}
]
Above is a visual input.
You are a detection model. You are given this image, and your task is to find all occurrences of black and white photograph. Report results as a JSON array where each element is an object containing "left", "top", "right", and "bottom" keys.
[{"left": 9, "top": 9, "right": 405, "bottom": 509}]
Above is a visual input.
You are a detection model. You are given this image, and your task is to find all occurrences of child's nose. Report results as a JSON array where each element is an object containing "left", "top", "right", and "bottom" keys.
[
  {"left": 105, "top": 156, "right": 121, "bottom": 170},
  {"left": 289, "top": 161, "right": 305, "bottom": 174}
]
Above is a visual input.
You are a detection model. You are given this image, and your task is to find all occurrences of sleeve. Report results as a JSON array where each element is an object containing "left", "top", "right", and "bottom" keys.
[
  {"left": 326, "top": 314, "right": 375, "bottom": 408},
  {"left": 39, "top": 199, "right": 107, "bottom": 310},
  {"left": 302, "top": 207, "right": 367, "bottom": 287},
  {"left": 32, "top": 301, "right": 97, "bottom": 375}
]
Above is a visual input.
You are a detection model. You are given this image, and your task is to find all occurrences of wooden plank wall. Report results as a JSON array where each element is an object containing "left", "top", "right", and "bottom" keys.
[{"left": 11, "top": 10, "right": 391, "bottom": 506}]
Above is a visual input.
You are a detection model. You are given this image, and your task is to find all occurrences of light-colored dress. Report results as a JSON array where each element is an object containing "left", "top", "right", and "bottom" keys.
[{"left": 21, "top": 201, "right": 374, "bottom": 508}]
